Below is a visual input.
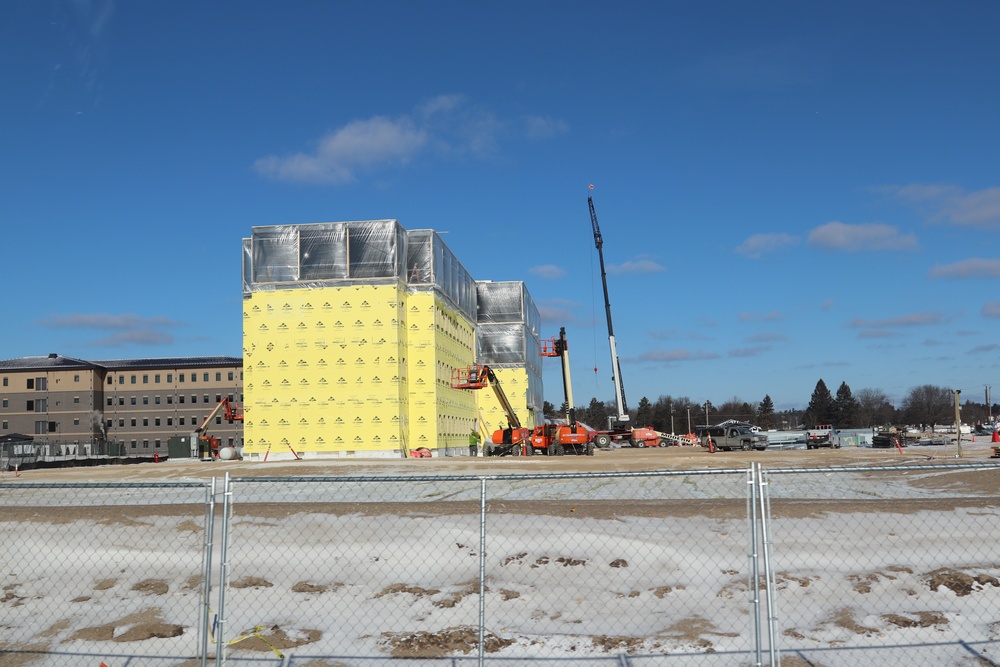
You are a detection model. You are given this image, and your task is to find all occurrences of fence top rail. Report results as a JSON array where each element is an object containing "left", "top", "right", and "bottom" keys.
[
  {"left": 765, "top": 461, "right": 1000, "bottom": 475},
  {"left": 0, "top": 481, "right": 213, "bottom": 490},
  {"left": 229, "top": 467, "right": 752, "bottom": 485}
]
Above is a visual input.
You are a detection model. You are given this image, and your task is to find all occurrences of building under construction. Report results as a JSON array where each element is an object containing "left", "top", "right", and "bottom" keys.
[{"left": 241, "top": 220, "right": 542, "bottom": 459}]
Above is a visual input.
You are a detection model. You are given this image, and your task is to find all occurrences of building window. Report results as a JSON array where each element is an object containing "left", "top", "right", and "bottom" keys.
[
  {"left": 143, "top": 418, "right": 148, "bottom": 427},
  {"left": 119, "top": 419, "right": 125, "bottom": 427},
  {"left": 119, "top": 397, "right": 125, "bottom": 406},
  {"left": 2, "top": 378, "right": 7, "bottom": 387},
  {"left": 191, "top": 395, "right": 197, "bottom": 404},
  {"left": 26, "top": 400, "right": 34, "bottom": 411},
  {"left": 179, "top": 374, "right": 185, "bottom": 383},
  {"left": 179, "top": 396, "right": 185, "bottom": 404},
  {"left": 143, "top": 440, "right": 149, "bottom": 449},
  {"left": 73, "top": 418, "right": 80, "bottom": 426},
  {"left": 179, "top": 417, "right": 185, "bottom": 426},
  {"left": 143, "top": 375, "right": 148, "bottom": 384},
  {"left": 131, "top": 440, "right": 137, "bottom": 449},
  {"left": 27, "top": 379, "right": 34, "bottom": 390},
  {"left": 119, "top": 376, "right": 125, "bottom": 384},
  {"left": 155, "top": 439, "right": 161, "bottom": 448},
  {"left": 107, "top": 419, "right": 113, "bottom": 428},
  {"left": 167, "top": 373, "right": 173, "bottom": 383},
  {"left": 155, "top": 374, "right": 160, "bottom": 383},
  {"left": 216, "top": 394, "right": 222, "bottom": 403},
  {"left": 1, "top": 421, "right": 6, "bottom": 429},
  {"left": 228, "top": 372, "right": 234, "bottom": 381},
  {"left": 155, "top": 396, "right": 161, "bottom": 405},
  {"left": 154, "top": 418, "right": 160, "bottom": 426},
  {"left": 49, "top": 421, "right": 56, "bottom": 432},
  {"left": 216, "top": 416, "right": 222, "bottom": 425},
  {"left": 167, "top": 417, "right": 173, "bottom": 426},
  {"left": 167, "top": 396, "right": 173, "bottom": 404},
  {"left": 203, "top": 373, "right": 209, "bottom": 382},
  {"left": 130, "top": 397, "right": 137, "bottom": 406},
  {"left": 2, "top": 399, "right": 7, "bottom": 408},
  {"left": 142, "top": 397, "right": 149, "bottom": 405},
  {"left": 74, "top": 374, "right": 80, "bottom": 382},
  {"left": 216, "top": 372, "right": 222, "bottom": 381},
  {"left": 107, "top": 377, "right": 112, "bottom": 385},
  {"left": 73, "top": 396, "right": 80, "bottom": 404},
  {"left": 107, "top": 398, "right": 113, "bottom": 406},
  {"left": 131, "top": 375, "right": 136, "bottom": 384},
  {"left": 205, "top": 395, "right": 211, "bottom": 404},
  {"left": 131, "top": 419, "right": 136, "bottom": 427}
]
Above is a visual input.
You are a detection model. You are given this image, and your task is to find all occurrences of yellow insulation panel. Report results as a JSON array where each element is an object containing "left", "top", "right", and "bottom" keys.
[{"left": 243, "top": 284, "right": 478, "bottom": 456}]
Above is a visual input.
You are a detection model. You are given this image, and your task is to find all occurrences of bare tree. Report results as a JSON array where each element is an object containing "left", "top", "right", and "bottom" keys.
[
  {"left": 900, "top": 385, "right": 953, "bottom": 428},
  {"left": 856, "top": 388, "right": 893, "bottom": 427}
]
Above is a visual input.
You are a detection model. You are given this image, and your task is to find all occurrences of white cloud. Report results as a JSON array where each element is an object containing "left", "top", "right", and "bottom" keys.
[
  {"left": 255, "top": 95, "right": 568, "bottom": 185},
  {"left": 37, "top": 312, "right": 183, "bottom": 347},
  {"left": 729, "top": 345, "right": 771, "bottom": 358},
  {"left": 807, "top": 221, "right": 918, "bottom": 252},
  {"left": 929, "top": 258, "right": 1000, "bottom": 279},
  {"left": 848, "top": 312, "right": 944, "bottom": 328},
  {"left": 528, "top": 264, "right": 566, "bottom": 279},
  {"left": 607, "top": 259, "right": 665, "bottom": 275},
  {"left": 738, "top": 311, "right": 784, "bottom": 323},
  {"left": 983, "top": 301, "right": 1000, "bottom": 319},
  {"left": 735, "top": 233, "right": 799, "bottom": 258},
  {"left": 879, "top": 183, "right": 1000, "bottom": 229}
]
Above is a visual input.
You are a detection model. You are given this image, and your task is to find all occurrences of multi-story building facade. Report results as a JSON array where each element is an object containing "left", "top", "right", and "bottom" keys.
[
  {"left": 0, "top": 354, "right": 243, "bottom": 457},
  {"left": 242, "top": 220, "right": 542, "bottom": 459}
]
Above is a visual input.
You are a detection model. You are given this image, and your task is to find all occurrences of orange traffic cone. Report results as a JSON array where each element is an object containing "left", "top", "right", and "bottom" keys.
[{"left": 991, "top": 429, "right": 999, "bottom": 443}]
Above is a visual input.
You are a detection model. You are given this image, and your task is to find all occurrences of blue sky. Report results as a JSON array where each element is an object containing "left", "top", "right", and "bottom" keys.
[{"left": 2, "top": 1, "right": 998, "bottom": 412}]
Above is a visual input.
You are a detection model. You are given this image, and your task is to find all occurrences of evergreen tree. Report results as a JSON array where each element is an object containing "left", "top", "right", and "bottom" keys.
[
  {"left": 834, "top": 381, "right": 860, "bottom": 427},
  {"left": 805, "top": 379, "right": 836, "bottom": 426},
  {"left": 634, "top": 396, "right": 653, "bottom": 427},
  {"left": 757, "top": 395, "right": 775, "bottom": 429}
]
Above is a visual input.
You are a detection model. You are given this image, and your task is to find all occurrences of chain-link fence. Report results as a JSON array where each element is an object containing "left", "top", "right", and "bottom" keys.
[{"left": 1, "top": 464, "right": 998, "bottom": 666}]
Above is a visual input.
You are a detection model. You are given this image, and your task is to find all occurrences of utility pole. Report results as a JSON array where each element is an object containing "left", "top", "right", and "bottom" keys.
[
  {"left": 954, "top": 389, "right": 962, "bottom": 458},
  {"left": 687, "top": 408, "right": 691, "bottom": 434}
]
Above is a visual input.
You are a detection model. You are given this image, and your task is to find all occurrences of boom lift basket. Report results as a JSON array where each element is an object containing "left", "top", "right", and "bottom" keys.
[
  {"left": 451, "top": 365, "right": 487, "bottom": 390},
  {"left": 538, "top": 338, "right": 560, "bottom": 357}
]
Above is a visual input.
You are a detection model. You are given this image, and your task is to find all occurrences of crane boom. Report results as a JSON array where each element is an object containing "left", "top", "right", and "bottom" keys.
[{"left": 588, "top": 195, "right": 630, "bottom": 423}]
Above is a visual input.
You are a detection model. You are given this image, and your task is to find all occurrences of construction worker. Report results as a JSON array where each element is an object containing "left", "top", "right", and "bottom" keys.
[{"left": 469, "top": 428, "right": 481, "bottom": 457}]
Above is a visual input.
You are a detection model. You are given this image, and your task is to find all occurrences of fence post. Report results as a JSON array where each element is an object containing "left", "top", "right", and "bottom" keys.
[
  {"left": 215, "top": 472, "right": 233, "bottom": 667},
  {"left": 747, "top": 464, "right": 762, "bottom": 666},
  {"left": 200, "top": 476, "right": 217, "bottom": 667},
  {"left": 756, "top": 464, "right": 780, "bottom": 666},
  {"left": 477, "top": 476, "right": 487, "bottom": 667}
]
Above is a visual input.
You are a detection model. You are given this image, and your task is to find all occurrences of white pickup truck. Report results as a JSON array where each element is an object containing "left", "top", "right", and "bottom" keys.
[{"left": 805, "top": 424, "right": 838, "bottom": 449}]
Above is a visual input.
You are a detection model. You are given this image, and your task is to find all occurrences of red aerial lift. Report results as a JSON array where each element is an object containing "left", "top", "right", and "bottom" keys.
[
  {"left": 452, "top": 365, "right": 532, "bottom": 456},
  {"left": 535, "top": 327, "right": 594, "bottom": 456},
  {"left": 193, "top": 397, "right": 244, "bottom": 460}
]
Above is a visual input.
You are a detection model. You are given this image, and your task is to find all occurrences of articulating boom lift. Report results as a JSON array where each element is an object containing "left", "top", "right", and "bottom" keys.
[{"left": 452, "top": 365, "right": 532, "bottom": 456}]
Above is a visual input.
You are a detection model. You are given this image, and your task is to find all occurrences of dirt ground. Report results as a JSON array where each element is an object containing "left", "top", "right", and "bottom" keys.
[{"left": 6, "top": 439, "right": 998, "bottom": 484}]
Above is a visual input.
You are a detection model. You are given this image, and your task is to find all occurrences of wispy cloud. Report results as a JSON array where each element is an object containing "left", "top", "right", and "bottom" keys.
[
  {"left": 879, "top": 183, "right": 1000, "bottom": 229},
  {"left": 807, "top": 221, "right": 918, "bottom": 252},
  {"left": 738, "top": 310, "right": 784, "bottom": 323},
  {"left": 636, "top": 348, "right": 721, "bottom": 362},
  {"left": 729, "top": 345, "right": 771, "bottom": 358},
  {"left": 929, "top": 258, "right": 1000, "bottom": 279},
  {"left": 848, "top": 312, "right": 945, "bottom": 328},
  {"left": 254, "top": 95, "right": 568, "bottom": 185},
  {"left": 735, "top": 233, "right": 799, "bottom": 258},
  {"left": 607, "top": 259, "right": 665, "bottom": 275},
  {"left": 983, "top": 301, "right": 1000, "bottom": 318},
  {"left": 535, "top": 298, "right": 590, "bottom": 327},
  {"left": 971, "top": 343, "right": 1000, "bottom": 353},
  {"left": 37, "top": 313, "right": 184, "bottom": 347},
  {"left": 649, "top": 328, "right": 710, "bottom": 341},
  {"left": 745, "top": 332, "right": 786, "bottom": 342},
  {"left": 528, "top": 264, "right": 566, "bottom": 279}
]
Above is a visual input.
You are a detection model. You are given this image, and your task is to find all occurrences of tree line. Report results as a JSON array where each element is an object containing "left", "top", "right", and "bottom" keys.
[{"left": 548, "top": 380, "right": 998, "bottom": 433}]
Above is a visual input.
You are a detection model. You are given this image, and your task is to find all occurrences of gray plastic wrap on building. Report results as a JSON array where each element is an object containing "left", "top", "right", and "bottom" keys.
[
  {"left": 475, "top": 281, "right": 544, "bottom": 417},
  {"left": 242, "top": 221, "right": 476, "bottom": 323}
]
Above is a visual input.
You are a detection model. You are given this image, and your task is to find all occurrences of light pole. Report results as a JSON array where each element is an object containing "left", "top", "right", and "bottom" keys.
[
  {"left": 954, "top": 389, "right": 962, "bottom": 458},
  {"left": 670, "top": 404, "right": 675, "bottom": 435},
  {"left": 686, "top": 408, "right": 691, "bottom": 434},
  {"left": 704, "top": 402, "right": 709, "bottom": 428}
]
